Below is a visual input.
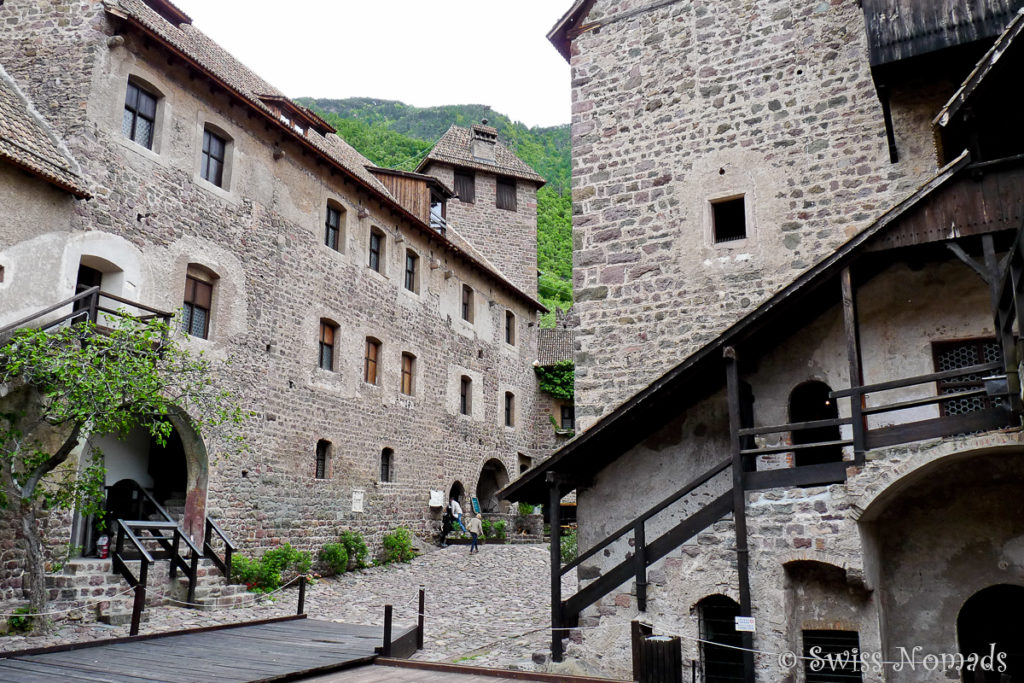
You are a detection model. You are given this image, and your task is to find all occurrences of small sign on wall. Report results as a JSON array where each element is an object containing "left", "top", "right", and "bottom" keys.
[
  {"left": 471, "top": 497, "right": 480, "bottom": 514},
  {"left": 735, "top": 616, "right": 755, "bottom": 632},
  {"left": 352, "top": 489, "right": 365, "bottom": 513}
]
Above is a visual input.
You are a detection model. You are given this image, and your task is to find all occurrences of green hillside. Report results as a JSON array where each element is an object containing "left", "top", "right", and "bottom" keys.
[{"left": 298, "top": 98, "right": 572, "bottom": 324}]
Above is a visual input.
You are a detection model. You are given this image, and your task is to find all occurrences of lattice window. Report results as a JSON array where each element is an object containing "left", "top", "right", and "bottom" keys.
[
  {"left": 803, "top": 630, "right": 863, "bottom": 682},
  {"left": 932, "top": 338, "right": 1003, "bottom": 416}
]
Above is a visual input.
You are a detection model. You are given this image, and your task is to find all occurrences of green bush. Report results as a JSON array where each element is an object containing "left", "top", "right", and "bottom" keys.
[
  {"left": 232, "top": 543, "right": 312, "bottom": 592},
  {"left": 481, "top": 520, "right": 493, "bottom": 539},
  {"left": 517, "top": 502, "right": 535, "bottom": 517},
  {"left": 339, "top": 530, "right": 369, "bottom": 569},
  {"left": 490, "top": 520, "right": 507, "bottom": 542},
  {"left": 560, "top": 527, "right": 578, "bottom": 564},
  {"left": 319, "top": 543, "right": 349, "bottom": 576},
  {"left": 381, "top": 527, "right": 416, "bottom": 564},
  {"left": 7, "top": 606, "right": 33, "bottom": 634}
]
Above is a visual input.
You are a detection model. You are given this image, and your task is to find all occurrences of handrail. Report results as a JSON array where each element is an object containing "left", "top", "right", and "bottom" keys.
[
  {"left": 0, "top": 286, "right": 99, "bottom": 336},
  {"left": 95, "top": 290, "right": 172, "bottom": 317},
  {"left": 561, "top": 458, "right": 731, "bottom": 575},
  {"left": 830, "top": 361, "right": 1002, "bottom": 398},
  {"left": 112, "top": 519, "right": 154, "bottom": 636},
  {"left": 737, "top": 416, "right": 852, "bottom": 437},
  {"left": 204, "top": 517, "right": 236, "bottom": 579},
  {"left": 127, "top": 482, "right": 202, "bottom": 556}
]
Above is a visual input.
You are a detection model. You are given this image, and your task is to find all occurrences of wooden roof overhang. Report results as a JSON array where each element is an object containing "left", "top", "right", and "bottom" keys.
[
  {"left": 256, "top": 94, "right": 336, "bottom": 136},
  {"left": 368, "top": 166, "right": 456, "bottom": 199},
  {"left": 104, "top": 7, "right": 547, "bottom": 314},
  {"left": 500, "top": 151, "right": 1024, "bottom": 504}
]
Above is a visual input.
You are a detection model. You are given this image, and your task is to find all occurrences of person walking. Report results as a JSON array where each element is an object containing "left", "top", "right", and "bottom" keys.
[
  {"left": 466, "top": 513, "right": 484, "bottom": 554},
  {"left": 439, "top": 508, "right": 453, "bottom": 547},
  {"left": 450, "top": 496, "right": 467, "bottom": 533}
]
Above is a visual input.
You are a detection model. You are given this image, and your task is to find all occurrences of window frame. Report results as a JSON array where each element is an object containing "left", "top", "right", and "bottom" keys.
[
  {"left": 561, "top": 404, "right": 575, "bottom": 432},
  {"left": 461, "top": 285, "right": 474, "bottom": 323},
  {"left": 504, "top": 392, "right": 515, "bottom": 427},
  {"left": 364, "top": 338, "right": 381, "bottom": 385},
  {"left": 380, "top": 448, "right": 393, "bottom": 483},
  {"left": 460, "top": 376, "right": 472, "bottom": 416},
  {"left": 931, "top": 337, "right": 1002, "bottom": 416},
  {"left": 318, "top": 320, "right": 337, "bottom": 371},
  {"left": 400, "top": 352, "right": 415, "bottom": 396},
  {"left": 369, "top": 228, "right": 384, "bottom": 273},
  {"left": 122, "top": 80, "right": 157, "bottom": 150},
  {"left": 711, "top": 195, "right": 747, "bottom": 244},
  {"left": 505, "top": 310, "right": 516, "bottom": 346},
  {"left": 496, "top": 176, "right": 517, "bottom": 211},
  {"left": 182, "top": 274, "right": 213, "bottom": 340},
  {"left": 404, "top": 250, "right": 419, "bottom": 293},
  {"left": 315, "top": 440, "right": 331, "bottom": 480},
  {"left": 200, "top": 128, "right": 228, "bottom": 188},
  {"left": 454, "top": 170, "right": 475, "bottom": 204},
  {"left": 325, "top": 204, "right": 343, "bottom": 251}
]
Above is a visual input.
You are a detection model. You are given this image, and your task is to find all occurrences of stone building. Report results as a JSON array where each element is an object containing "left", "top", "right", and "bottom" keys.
[
  {"left": 0, "top": 0, "right": 554, "bottom": 604},
  {"left": 502, "top": 2, "right": 1024, "bottom": 682}
]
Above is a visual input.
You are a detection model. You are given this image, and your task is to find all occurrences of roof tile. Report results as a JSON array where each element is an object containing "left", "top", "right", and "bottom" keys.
[{"left": 417, "top": 125, "right": 546, "bottom": 185}]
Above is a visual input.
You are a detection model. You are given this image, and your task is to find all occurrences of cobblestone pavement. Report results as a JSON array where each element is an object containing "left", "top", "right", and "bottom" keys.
[{"left": 0, "top": 544, "right": 586, "bottom": 675}]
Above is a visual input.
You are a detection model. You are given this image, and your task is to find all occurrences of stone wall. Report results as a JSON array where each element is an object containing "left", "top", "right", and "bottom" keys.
[
  {"left": 567, "top": 0, "right": 950, "bottom": 432},
  {"left": 0, "top": 0, "right": 555, "bottom": 598}
]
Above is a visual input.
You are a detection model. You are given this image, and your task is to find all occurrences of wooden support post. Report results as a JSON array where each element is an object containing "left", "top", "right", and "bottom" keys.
[
  {"left": 984, "top": 236, "right": 1020, "bottom": 412},
  {"left": 383, "top": 604, "right": 393, "bottom": 657},
  {"left": 547, "top": 471, "right": 563, "bottom": 662},
  {"left": 417, "top": 586, "right": 425, "bottom": 650},
  {"left": 841, "top": 267, "right": 866, "bottom": 466},
  {"left": 297, "top": 575, "right": 306, "bottom": 615},
  {"left": 631, "top": 620, "right": 653, "bottom": 681},
  {"left": 187, "top": 551, "right": 198, "bottom": 605},
  {"left": 130, "top": 560, "right": 148, "bottom": 637},
  {"left": 724, "top": 347, "right": 755, "bottom": 682},
  {"left": 634, "top": 521, "right": 647, "bottom": 612}
]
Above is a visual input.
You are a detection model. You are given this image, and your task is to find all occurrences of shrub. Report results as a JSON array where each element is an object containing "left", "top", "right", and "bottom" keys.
[
  {"left": 319, "top": 543, "right": 349, "bottom": 576},
  {"left": 481, "top": 520, "right": 493, "bottom": 538},
  {"left": 232, "top": 543, "right": 312, "bottom": 592},
  {"left": 381, "top": 527, "right": 416, "bottom": 564},
  {"left": 560, "top": 527, "right": 577, "bottom": 564},
  {"left": 339, "top": 530, "right": 369, "bottom": 569},
  {"left": 7, "top": 606, "right": 33, "bottom": 634},
  {"left": 517, "top": 502, "right": 535, "bottom": 517},
  {"left": 490, "top": 520, "right": 507, "bottom": 542}
]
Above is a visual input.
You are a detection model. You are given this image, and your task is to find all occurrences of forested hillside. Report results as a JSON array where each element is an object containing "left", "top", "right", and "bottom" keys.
[{"left": 299, "top": 98, "right": 572, "bottom": 325}]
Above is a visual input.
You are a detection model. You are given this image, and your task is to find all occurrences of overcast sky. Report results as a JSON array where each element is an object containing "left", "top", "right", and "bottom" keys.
[{"left": 171, "top": 0, "right": 571, "bottom": 129}]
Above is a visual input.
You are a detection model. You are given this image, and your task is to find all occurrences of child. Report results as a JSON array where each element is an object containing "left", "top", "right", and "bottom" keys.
[{"left": 466, "top": 513, "right": 484, "bottom": 554}]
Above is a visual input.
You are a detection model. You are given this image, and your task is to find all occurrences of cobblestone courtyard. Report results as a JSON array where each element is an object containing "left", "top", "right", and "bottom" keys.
[{"left": 0, "top": 544, "right": 592, "bottom": 675}]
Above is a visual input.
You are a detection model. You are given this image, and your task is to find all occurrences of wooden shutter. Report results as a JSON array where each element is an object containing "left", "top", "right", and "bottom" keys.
[
  {"left": 455, "top": 170, "right": 475, "bottom": 204},
  {"left": 496, "top": 177, "right": 517, "bottom": 211}
]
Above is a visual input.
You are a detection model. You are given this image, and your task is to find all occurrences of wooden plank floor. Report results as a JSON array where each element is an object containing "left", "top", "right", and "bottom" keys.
[{"left": 0, "top": 618, "right": 390, "bottom": 683}]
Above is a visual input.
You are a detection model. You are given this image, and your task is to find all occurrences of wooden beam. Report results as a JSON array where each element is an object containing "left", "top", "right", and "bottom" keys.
[
  {"left": 864, "top": 407, "right": 1013, "bottom": 450},
  {"left": 946, "top": 242, "right": 990, "bottom": 284},
  {"left": 724, "top": 347, "right": 755, "bottom": 682},
  {"left": 547, "top": 471, "right": 563, "bottom": 663},
  {"left": 841, "top": 267, "right": 866, "bottom": 466},
  {"left": 744, "top": 461, "right": 848, "bottom": 491}
]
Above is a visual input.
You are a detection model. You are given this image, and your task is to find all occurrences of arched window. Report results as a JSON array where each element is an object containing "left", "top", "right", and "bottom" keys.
[
  {"left": 697, "top": 595, "right": 743, "bottom": 682},
  {"left": 380, "top": 448, "right": 394, "bottom": 483},
  {"left": 789, "top": 380, "right": 841, "bottom": 467}
]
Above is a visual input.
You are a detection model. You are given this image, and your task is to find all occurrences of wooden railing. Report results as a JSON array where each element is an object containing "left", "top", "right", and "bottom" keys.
[
  {"left": 204, "top": 517, "right": 237, "bottom": 580},
  {"left": 0, "top": 287, "right": 172, "bottom": 339}
]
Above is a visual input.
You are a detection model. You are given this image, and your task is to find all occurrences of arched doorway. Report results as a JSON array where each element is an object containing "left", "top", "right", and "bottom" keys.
[
  {"left": 789, "top": 380, "right": 841, "bottom": 467},
  {"left": 449, "top": 481, "right": 465, "bottom": 507},
  {"left": 476, "top": 459, "right": 510, "bottom": 513},
  {"left": 696, "top": 594, "right": 743, "bottom": 682},
  {"left": 957, "top": 585, "right": 1024, "bottom": 681},
  {"left": 73, "top": 255, "right": 124, "bottom": 318}
]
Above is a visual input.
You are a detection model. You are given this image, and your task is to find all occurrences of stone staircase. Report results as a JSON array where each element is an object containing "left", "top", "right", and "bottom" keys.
[{"left": 46, "top": 557, "right": 250, "bottom": 625}]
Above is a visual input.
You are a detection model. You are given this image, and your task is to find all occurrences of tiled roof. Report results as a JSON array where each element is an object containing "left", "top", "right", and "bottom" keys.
[
  {"left": 537, "top": 328, "right": 574, "bottom": 366},
  {"left": 0, "top": 65, "right": 90, "bottom": 198},
  {"left": 104, "top": 0, "right": 545, "bottom": 311},
  {"left": 416, "top": 125, "right": 546, "bottom": 185}
]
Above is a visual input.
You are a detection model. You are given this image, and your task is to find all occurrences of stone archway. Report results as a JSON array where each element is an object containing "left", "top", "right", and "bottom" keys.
[
  {"left": 166, "top": 408, "right": 209, "bottom": 543},
  {"left": 957, "top": 584, "right": 1024, "bottom": 681},
  {"left": 476, "top": 459, "right": 510, "bottom": 513}
]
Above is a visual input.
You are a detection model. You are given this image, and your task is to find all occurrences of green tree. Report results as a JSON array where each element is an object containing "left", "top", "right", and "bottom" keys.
[{"left": 0, "top": 316, "right": 247, "bottom": 628}]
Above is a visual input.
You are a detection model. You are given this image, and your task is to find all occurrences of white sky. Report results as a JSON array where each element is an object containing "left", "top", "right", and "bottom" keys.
[{"left": 171, "top": 0, "right": 572, "bottom": 129}]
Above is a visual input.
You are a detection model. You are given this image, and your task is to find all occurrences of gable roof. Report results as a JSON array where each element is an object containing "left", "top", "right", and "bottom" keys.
[
  {"left": 538, "top": 328, "right": 574, "bottom": 367},
  {"left": 501, "top": 151, "right": 975, "bottom": 503},
  {"left": 103, "top": 0, "right": 545, "bottom": 312},
  {"left": 416, "top": 125, "right": 546, "bottom": 186},
  {"left": 0, "top": 65, "right": 90, "bottom": 199},
  {"left": 548, "top": 0, "right": 596, "bottom": 62}
]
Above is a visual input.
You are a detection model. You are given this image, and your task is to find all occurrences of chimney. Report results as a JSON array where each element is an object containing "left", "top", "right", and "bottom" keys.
[{"left": 471, "top": 119, "right": 498, "bottom": 162}]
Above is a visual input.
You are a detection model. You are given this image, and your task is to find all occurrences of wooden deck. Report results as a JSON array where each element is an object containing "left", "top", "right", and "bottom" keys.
[
  {"left": 306, "top": 659, "right": 629, "bottom": 683},
  {"left": 0, "top": 615, "right": 415, "bottom": 682}
]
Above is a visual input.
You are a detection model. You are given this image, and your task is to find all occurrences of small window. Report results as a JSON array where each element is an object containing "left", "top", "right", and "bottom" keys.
[
  {"left": 460, "top": 376, "right": 472, "bottom": 415},
  {"left": 201, "top": 128, "right": 227, "bottom": 187},
  {"left": 504, "top": 392, "right": 515, "bottom": 427},
  {"left": 454, "top": 170, "right": 475, "bottom": 204},
  {"left": 369, "top": 228, "right": 384, "bottom": 273},
  {"left": 518, "top": 454, "right": 532, "bottom": 474},
  {"left": 712, "top": 196, "right": 746, "bottom": 243},
  {"left": 505, "top": 310, "right": 516, "bottom": 346},
  {"left": 364, "top": 338, "right": 381, "bottom": 385},
  {"left": 319, "top": 320, "right": 337, "bottom": 371},
  {"left": 496, "top": 177, "right": 517, "bottom": 211},
  {"left": 429, "top": 191, "right": 446, "bottom": 229},
  {"left": 404, "top": 250, "right": 418, "bottom": 293},
  {"left": 315, "top": 440, "right": 331, "bottom": 480},
  {"left": 380, "top": 448, "right": 393, "bottom": 482},
  {"left": 802, "top": 630, "right": 863, "bottom": 682},
  {"left": 461, "top": 285, "right": 474, "bottom": 323},
  {"left": 182, "top": 274, "right": 213, "bottom": 339},
  {"left": 932, "top": 337, "right": 1003, "bottom": 416},
  {"left": 325, "top": 205, "right": 343, "bottom": 251},
  {"left": 401, "top": 353, "right": 415, "bottom": 396},
  {"left": 123, "top": 81, "right": 157, "bottom": 150},
  {"left": 560, "top": 405, "right": 575, "bottom": 432}
]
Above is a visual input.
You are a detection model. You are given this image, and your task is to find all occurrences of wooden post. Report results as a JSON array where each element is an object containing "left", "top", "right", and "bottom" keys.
[
  {"left": 547, "top": 471, "right": 563, "bottom": 662},
  {"left": 297, "top": 575, "right": 306, "bottom": 615},
  {"left": 724, "top": 347, "right": 755, "bottom": 682},
  {"left": 187, "top": 552, "right": 198, "bottom": 605},
  {"left": 634, "top": 521, "right": 647, "bottom": 612},
  {"left": 382, "top": 604, "right": 393, "bottom": 657},
  {"left": 984, "top": 236, "right": 1020, "bottom": 413},
  {"left": 130, "top": 560, "right": 148, "bottom": 637},
  {"left": 417, "top": 585, "right": 425, "bottom": 650},
  {"left": 631, "top": 620, "right": 653, "bottom": 681},
  {"left": 841, "top": 267, "right": 866, "bottom": 466}
]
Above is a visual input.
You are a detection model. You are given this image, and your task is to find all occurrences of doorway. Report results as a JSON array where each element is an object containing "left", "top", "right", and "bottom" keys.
[
  {"left": 789, "top": 381, "right": 841, "bottom": 467},
  {"left": 957, "top": 584, "right": 1024, "bottom": 681}
]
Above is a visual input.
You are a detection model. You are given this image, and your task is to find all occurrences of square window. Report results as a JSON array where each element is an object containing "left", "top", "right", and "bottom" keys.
[
  {"left": 123, "top": 81, "right": 157, "bottom": 150},
  {"left": 496, "top": 177, "right": 517, "bottom": 211},
  {"left": 802, "top": 630, "right": 862, "bottom": 682},
  {"left": 712, "top": 196, "right": 746, "bottom": 243},
  {"left": 201, "top": 129, "right": 227, "bottom": 187}
]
